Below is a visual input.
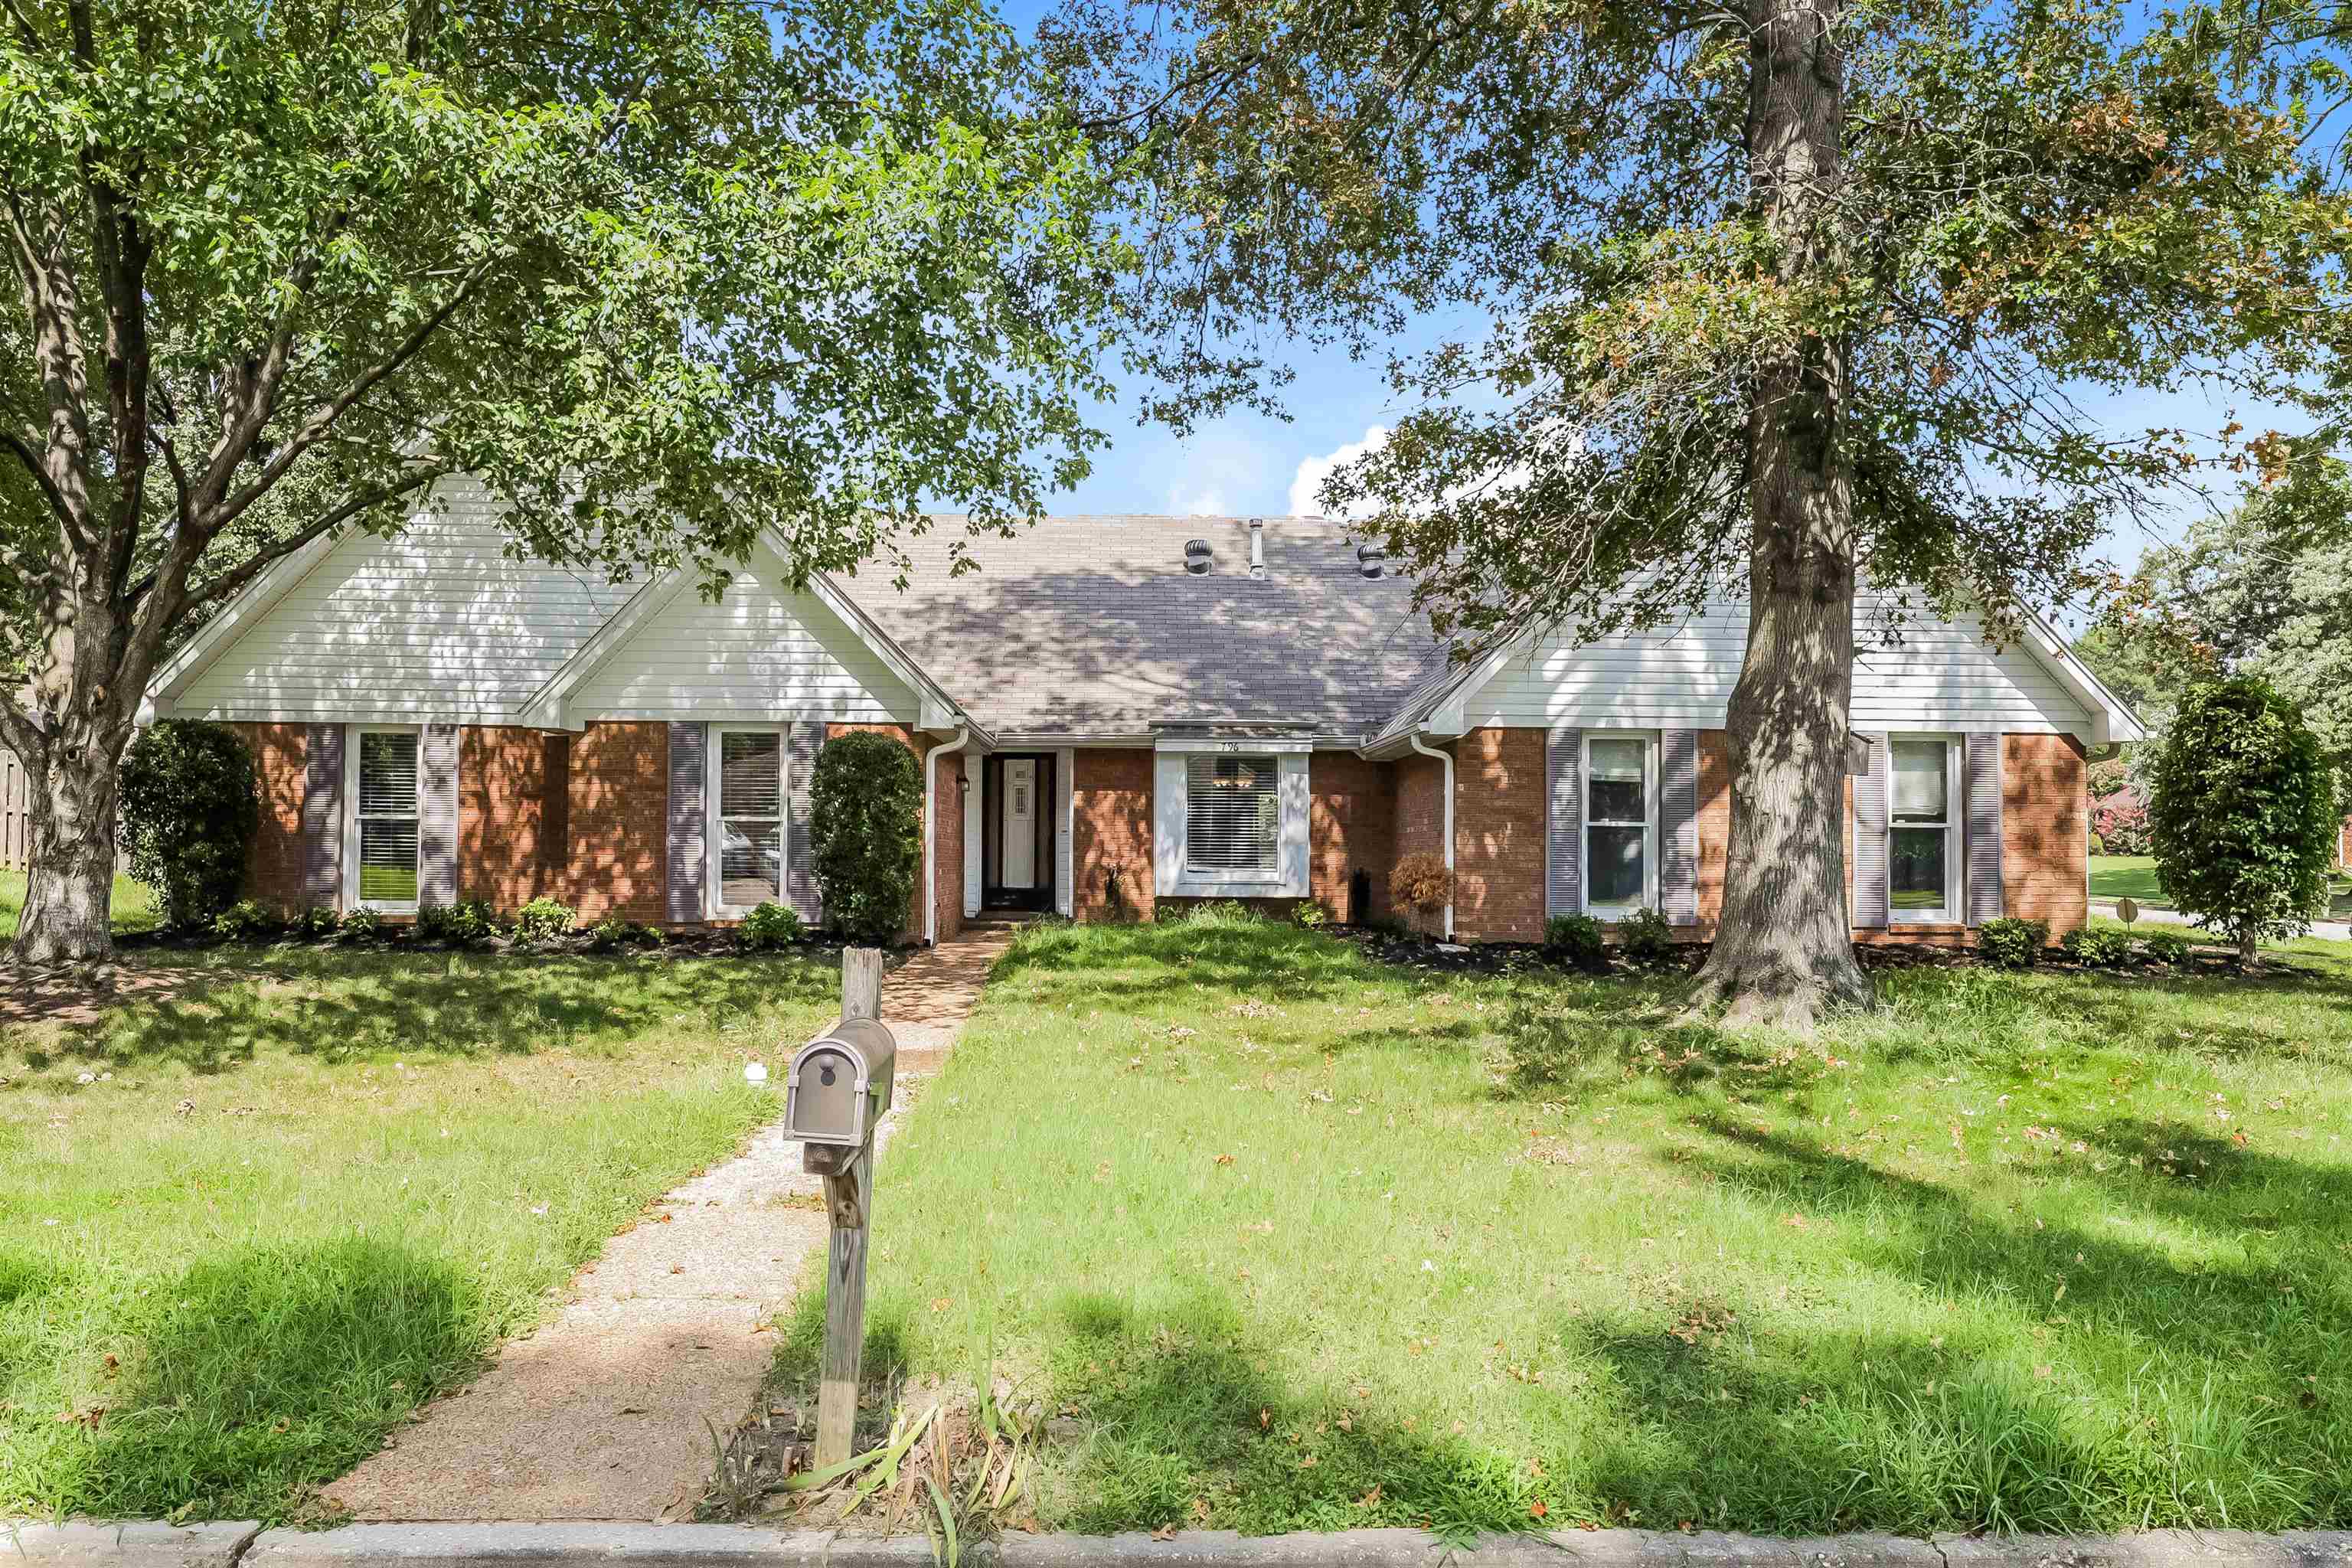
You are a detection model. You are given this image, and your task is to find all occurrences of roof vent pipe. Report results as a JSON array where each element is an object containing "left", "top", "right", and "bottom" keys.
[
  {"left": 1248, "top": 518, "right": 1266, "bottom": 579},
  {"left": 1184, "top": 539, "right": 1212, "bottom": 574},
  {"left": 1357, "top": 542, "right": 1386, "bottom": 580}
]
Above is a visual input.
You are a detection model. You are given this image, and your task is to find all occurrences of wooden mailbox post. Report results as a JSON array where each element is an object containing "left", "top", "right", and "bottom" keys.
[{"left": 787, "top": 946, "right": 890, "bottom": 1468}]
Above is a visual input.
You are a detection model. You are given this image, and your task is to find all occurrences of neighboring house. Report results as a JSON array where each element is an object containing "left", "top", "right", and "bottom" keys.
[{"left": 143, "top": 479, "right": 2140, "bottom": 946}]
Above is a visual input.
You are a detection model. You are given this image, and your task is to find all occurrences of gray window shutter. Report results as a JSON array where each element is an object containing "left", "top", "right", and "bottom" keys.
[
  {"left": 1851, "top": 733, "right": 1889, "bottom": 929},
  {"left": 1546, "top": 727, "right": 1582, "bottom": 916},
  {"left": 666, "top": 722, "right": 706, "bottom": 923},
  {"left": 1661, "top": 729, "right": 1700, "bottom": 925},
  {"left": 418, "top": 722, "right": 460, "bottom": 908},
  {"left": 786, "top": 723, "right": 822, "bottom": 924},
  {"left": 1965, "top": 730, "right": 2005, "bottom": 925},
  {"left": 301, "top": 724, "right": 344, "bottom": 908}
]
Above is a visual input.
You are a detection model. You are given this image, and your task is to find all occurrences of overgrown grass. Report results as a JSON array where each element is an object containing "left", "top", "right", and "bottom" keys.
[
  {"left": 0, "top": 871, "right": 158, "bottom": 938},
  {"left": 782, "top": 913, "right": 2352, "bottom": 1538},
  {"left": 2, "top": 945, "right": 837, "bottom": 1522}
]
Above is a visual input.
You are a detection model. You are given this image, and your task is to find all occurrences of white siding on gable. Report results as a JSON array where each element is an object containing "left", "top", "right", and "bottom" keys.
[
  {"left": 567, "top": 550, "right": 916, "bottom": 724},
  {"left": 1468, "top": 592, "right": 2089, "bottom": 735},
  {"left": 172, "top": 478, "right": 635, "bottom": 724}
]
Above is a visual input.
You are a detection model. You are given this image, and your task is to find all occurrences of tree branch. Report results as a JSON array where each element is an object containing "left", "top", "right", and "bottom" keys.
[
  {"left": 180, "top": 464, "right": 449, "bottom": 614},
  {"left": 204, "top": 257, "right": 493, "bottom": 533}
]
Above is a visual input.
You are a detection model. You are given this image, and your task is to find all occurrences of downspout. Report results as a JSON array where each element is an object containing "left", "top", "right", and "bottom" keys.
[
  {"left": 1406, "top": 733, "right": 1455, "bottom": 941},
  {"left": 924, "top": 727, "right": 972, "bottom": 947}
]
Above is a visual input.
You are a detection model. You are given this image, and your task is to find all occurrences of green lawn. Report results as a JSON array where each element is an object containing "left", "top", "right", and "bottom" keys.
[
  {"left": 2086, "top": 854, "right": 2165, "bottom": 906},
  {"left": 2, "top": 945, "right": 837, "bottom": 1523},
  {"left": 0, "top": 870, "right": 158, "bottom": 938},
  {"left": 2093, "top": 855, "right": 2352, "bottom": 916},
  {"left": 769, "top": 913, "right": 2352, "bottom": 1538}
]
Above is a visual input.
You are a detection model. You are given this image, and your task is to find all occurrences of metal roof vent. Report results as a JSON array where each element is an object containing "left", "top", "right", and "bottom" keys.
[
  {"left": 1183, "top": 538, "right": 1212, "bottom": 574},
  {"left": 1357, "top": 542, "right": 1386, "bottom": 580},
  {"left": 1248, "top": 518, "right": 1266, "bottom": 580}
]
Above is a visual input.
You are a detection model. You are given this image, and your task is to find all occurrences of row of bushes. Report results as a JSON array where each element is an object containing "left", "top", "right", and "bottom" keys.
[
  {"left": 204, "top": 896, "right": 812, "bottom": 953},
  {"left": 1978, "top": 916, "right": 2205, "bottom": 970},
  {"left": 114, "top": 723, "right": 926, "bottom": 945}
]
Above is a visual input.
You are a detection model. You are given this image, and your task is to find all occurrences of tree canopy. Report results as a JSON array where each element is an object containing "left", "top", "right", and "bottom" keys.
[{"left": 0, "top": 0, "right": 1123, "bottom": 960}]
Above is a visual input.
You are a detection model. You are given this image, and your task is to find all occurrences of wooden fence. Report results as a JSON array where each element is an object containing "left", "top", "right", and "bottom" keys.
[{"left": 0, "top": 747, "right": 26, "bottom": 871}]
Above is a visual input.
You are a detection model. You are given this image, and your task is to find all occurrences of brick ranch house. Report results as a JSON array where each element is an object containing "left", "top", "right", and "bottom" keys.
[{"left": 143, "top": 479, "right": 2141, "bottom": 946}]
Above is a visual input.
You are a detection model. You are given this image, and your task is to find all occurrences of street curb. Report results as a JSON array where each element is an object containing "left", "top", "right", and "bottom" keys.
[
  {"left": 2, "top": 1521, "right": 261, "bottom": 1568},
  {"left": 18, "top": 1525, "right": 2352, "bottom": 1568}
]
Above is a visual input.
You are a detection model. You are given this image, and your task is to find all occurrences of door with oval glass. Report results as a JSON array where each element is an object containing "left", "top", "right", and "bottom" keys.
[{"left": 982, "top": 753, "right": 1056, "bottom": 911}]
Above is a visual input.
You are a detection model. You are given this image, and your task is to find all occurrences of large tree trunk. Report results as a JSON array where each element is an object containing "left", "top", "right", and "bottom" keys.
[
  {"left": 11, "top": 737, "right": 124, "bottom": 965},
  {"left": 1690, "top": 0, "right": 1873, "bottom": 1030}
]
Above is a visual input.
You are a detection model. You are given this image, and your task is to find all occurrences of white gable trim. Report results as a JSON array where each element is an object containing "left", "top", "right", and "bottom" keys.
[
  {"left": 1369, "top": 598, "right": 2141, "bottom": 750},
  {"left": 144, "top": 527, "right": 350, "bottom": 718},
  {"left": 517, "top": 536, "right": 991, "bottom": 746}
]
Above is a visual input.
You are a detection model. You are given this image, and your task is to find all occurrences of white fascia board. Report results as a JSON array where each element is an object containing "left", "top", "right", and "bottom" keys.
[
  {"left": 2022, "top": 608, "right": 2143, "bottom": 747},
  {"left": 789, "top": 550, "right": 991, "bottom": 750},
  {"left": 515, "top": 567, "right": 695, "bottom": 730},
  {"left": 145, "top": 527, "right": 347, "bottom": 710}
]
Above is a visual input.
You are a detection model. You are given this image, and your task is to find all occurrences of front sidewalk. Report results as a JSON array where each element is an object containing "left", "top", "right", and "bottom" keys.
[{"left": 15, "top": 1520, "right": 2352, "bottom": 1568}]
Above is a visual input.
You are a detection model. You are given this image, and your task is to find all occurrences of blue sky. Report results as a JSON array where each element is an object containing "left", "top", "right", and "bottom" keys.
[{"left": 995, "top": 2, "right": 2277, "bottom": 583}]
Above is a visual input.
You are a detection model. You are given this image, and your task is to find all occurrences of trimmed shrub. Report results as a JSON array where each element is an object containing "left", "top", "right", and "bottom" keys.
[
  {"left": 117, "top": 720, "right": 259, "bottom": 929},
  {"left": 1388, "top": 853, "right": 1452, "bottom": 916},
  {"left": 1615, "top": 906, "right": 1677, "bottom": 968},
  {"left": 211, "top": 899, "right": 279, "bottom": 941},
  {"left": 2139, "top": 929, "right": 2195, "bottom": 967},
  {"left": 514, "top": 897, "right": 577, "bottom": 942},
  {"left": 1290, "top": 899, "right": 1331, "bottom": 929},
  {"left": 293, "top": 906, "right": 342, "bottom": 940},
  {"left": 738, "top": 900, "right": 805, "bottom": 950},
  {"left": 2058, "top": 926, "right": 2134, "bottom": 968},
  {"left": 587, "top": 916, "right": 663, "bottom": 952},
  {"left": 808, "top": 732, "right": 923, "bottom": 944},
  {"left": 417, "top": 899, "right": 498, "bottom": 946},
  {"left": 341, "top": 907, "right": 383, "bottom": 941},
  {"left": 2146, "top": 676, "right": 2338, "bottom": 967},
  {"left": 1545, "top": 913, "right": 1606, "bottom": 969},
  {"left": 1978, "top": 916, "right": 2049, "bottom": 969}
]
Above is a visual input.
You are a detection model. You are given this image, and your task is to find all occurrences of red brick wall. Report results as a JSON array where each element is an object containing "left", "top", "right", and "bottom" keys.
[
  {"left": 1073, "top": 748, "right": 1154, "bottom": 921},
  {"left": 1308, "top": 752, "right": 1394, "bottom": 924},
  {"left": 236, "top": 722, "right": 309, "bottom": 913},
  {"left": 459, "top": 726, "right": 567, "bottom": 913},
  {"left": 1393, "top": 751, "right": 1448, "bottom": 936},
  {"left": 2004, "top": 732, "right": 2089, "bottom": 934},
  {"left": 565, "top": 721, "right": 668, "bottom": 923},
  {"left": 933, "top": 750, "right": 965, "bottom": 942},
  {"left": 1452, "top": 727, "right": 1545, "bottom": 942},
  {"left": 1696, "top": 730, "right": 1731, "bottom": 929}
]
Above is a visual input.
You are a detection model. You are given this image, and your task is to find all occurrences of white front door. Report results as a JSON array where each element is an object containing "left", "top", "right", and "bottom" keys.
[{"left": 1001, "top": 759, "right": 1037, "bottom": 888}]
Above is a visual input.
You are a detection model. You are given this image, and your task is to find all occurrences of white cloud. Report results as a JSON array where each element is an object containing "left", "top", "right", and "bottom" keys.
[
  {"left": 1287, "top": 425, "right": 1391, "bottom": 519},
  {"left": 1163, "top": 482, "right": 1230, "bottom": 516}
]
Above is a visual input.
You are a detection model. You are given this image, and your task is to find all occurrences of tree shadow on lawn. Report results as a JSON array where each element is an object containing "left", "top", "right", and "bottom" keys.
[
  {"left": 1661, "top": 1118, "right": 2350, "bottom": 1527},
  {"left": 987, "top": 923, "right": 1397, "bottom": 1012},
  {"left": 15, "top": 952, "right": 833, "bottom": 1076},
  {"left": 6, "top": 1238, "right": 482, "bottom": 1522}
]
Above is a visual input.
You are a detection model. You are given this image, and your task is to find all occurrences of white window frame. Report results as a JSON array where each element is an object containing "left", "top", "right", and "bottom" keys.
[
  {"left": 1182, "top": 752, "right": 1283, "bottom": 879},
  {"left": 707, "top": 724, "right": 788, "bottom": 919},
  {"left": 1152, "top": 740, "right": 1312, "bottom": 898},
  {"left": 347, "top": 724, "right": 422, "bottom": 914},
  {"left": 1886, "top": 731, "right": 1965, "bottom": 925},
  {"left": 1583, "top": 730, "right": 1658, "bottom": 919}
]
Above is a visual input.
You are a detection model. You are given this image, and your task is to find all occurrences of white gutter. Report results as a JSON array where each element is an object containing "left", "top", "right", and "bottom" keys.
[
  {"left": 1406, "top": 733, "right": 1455, "bottom": 940},
  {"left": 923, "top": 727, "right": 972, "bottom": 946}
]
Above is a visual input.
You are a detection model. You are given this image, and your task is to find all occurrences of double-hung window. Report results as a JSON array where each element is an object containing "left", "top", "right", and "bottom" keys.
[
  {"left": 712, "top": 728, "right": 785, "bottom": 914},
  {"left": 1184, "top": 753, "right": 1280, "bottom": 876},
  {"left": 353, "top": 727, "right": 421, "bottom": 910},
  {"left": 1584, "top": 733, "right": 1655, "bottom": 916},
  {"left": 1889, "top": 736, "right": 1961, "bottom": 922}
]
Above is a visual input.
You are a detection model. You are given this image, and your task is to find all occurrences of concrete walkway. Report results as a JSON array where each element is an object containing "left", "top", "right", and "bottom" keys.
[{"left": 321, "top": 922, "right": 1022, "bottom": 1524}]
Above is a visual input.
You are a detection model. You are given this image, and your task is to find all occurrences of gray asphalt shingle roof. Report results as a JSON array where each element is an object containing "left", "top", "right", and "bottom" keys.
[{"left": 831, "top": 515, "right": 1449, "bottom": 739}]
